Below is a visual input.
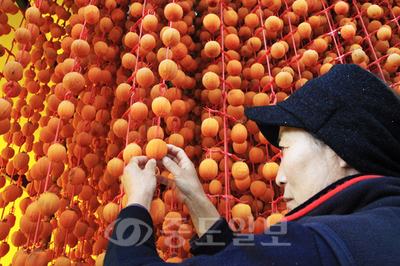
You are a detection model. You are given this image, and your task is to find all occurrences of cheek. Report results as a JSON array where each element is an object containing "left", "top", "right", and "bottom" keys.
[{"left": 282, "top": 151, "right": 317, "bottom": 200}]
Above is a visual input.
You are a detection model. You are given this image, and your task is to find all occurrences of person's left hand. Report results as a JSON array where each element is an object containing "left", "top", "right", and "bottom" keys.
[{"left": 121, "top": 156, "right": 158, "bottom": 211}]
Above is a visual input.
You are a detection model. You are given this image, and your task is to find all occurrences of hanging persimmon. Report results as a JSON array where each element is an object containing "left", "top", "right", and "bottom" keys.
[
  {"left": 140, "top": 34, "right": 156, "bottom": 51},
  {"left": 71, "top": 39, "right": 90, "bottom": 58},
  {"left": 232, "top": 161, "right": 249, "bottom": 180},
  {"left": 159, "top": 59, "right": 178, "bottom": 81},
  {"left": 340, "top": 24, "right": 356, "bottom": 40},
  {"left": 168, "top": 133, "right": 185, "bottom": 149},
  {"left": 202, "top": 71, "right": 220, "bottom": 90},
  {"left": 136, "top": 67, "right": 154, "bottom": 88},
  {"left": 226, "top": 60, "right": 242, "bottom": 76},
  {"left": 209, "top": 179, "right": 223, "bottom": 195},
  {"left": 84, "top": 5, "right": 99, "bottom": 24},
  {"left": 267, "top": 212, "right": 284, "bottom": 226},
  {"left": 250, "top": 63, "right": 264, "bottom": 79},
  {"left": 231, "top": 123, "right": 248, "bottom": 144},
  {"left": 275, "top": 71, "right": 293, "bottom": 89},
  {"left": 73, "top": 221, "right": 88, "bottom": 238},
  {"left": 171, "top": 99, "right": 186, "bottom": 117},
  {"left": 253, "top": 92, "right": 270, "bottom": 106},
  {"left": 47, "top": 143, "right": 67, "bottom": 163},
  {"left": 37, "top": 192, "right": 60, "bottom": 217},
  {"left": 123, "top": 143, "right": 142, "bottom": 164},
  {"left": 54, "top": 255, "right": 71, "bottom": 266},
  {"left": 63, "top": 72, "right": 85, "bottom": 93},
  {"left": 250, "top": 180, "right": 267, "bottom": 198},
  {"left": 143, "top": 14, "right": 158, "bottom": 32},
  {"left": 224, "top": 9, "right": 239, "bottom": 27},
  {"left": 302, "top": 49, "right": 319, "bottom": 67},
  {"left": 130, "top": 102, "right": 149, "bottom": 121},
  {"left": 199, "top": 158, "right": 218, "bottom": 180},
  {"left": 0, "top": 98, "right": 12, "bottom": 120},
  {"left": 69, "top": 167, "right": 86, "bottom": 185},
  {"left": 262, "top": 162, "right": 279, "bottom": 181},
  {"left": 59, "top": 209, "right": 78, "bottom": 229},
  {"left": 150, "top": 198, "right": 165, "bottom": 225},
  {"left": 14, "top": 27, "right": 32, "bottom": 44},
  {"left": 113, "top": 119, "right": 128, "bottom": 138},
  {"left": 25, "top": 249, "right": 49, "bottom": 266},
  {"left": 270, "top": 42, "right": 286, "bottom": 59},
  {"left": 204, "top": 41, "right": 221, "bottom": 58},
  {"left": 203, "top": 13, "right": 220, "bottom": 33},
  {"left": 231, "top": 203, "right": 252, "bottom": 226},
  {"left": 152, "top": 97, "right": 171, "bottom": 117},
  {"left": 13, "top": 152, "right": 29, "bottom": 170},
  {"left": 3, "top": 61, "right": 23, "bottom": 81},
  {"left": 0, "top": 220, "right": 11, "bottom": 241},
  {"left": 164, "top": 3, "right": 183, "bottom": 22},
  {"left": 161, "top": 28, "right": 180, "bottom": 47},
  {"left": 0, "top": 241, "right": 10, "bottom": 258},
  {"left": 146, "top": 138, "right": 168, "bottom": 160},
  {"left": 58, "top": 100, "right": 75, "bottom": 119},
  {"left": 107, "top": 158, "right": 124, "bottom": 177},
  {"left": 249, "top": 147, "right": 264, "bottom": 163},
  {"left": 121, "top": 53, "right": 137, "bottom": 70},
  {"left": 103, "top": 202, "right": 120, "bottom": 223},
  {"left": 201, "top": 117, "right": 219, "bottom": 137},
  {"left": 298, "top": 22, "right": 312, "bottom": 38},
  {"left": 164, "top": 211, "right": 182, "bottom": 231},
  {"left": 25, "top": 6, "right": 41, "bottom": 23}
]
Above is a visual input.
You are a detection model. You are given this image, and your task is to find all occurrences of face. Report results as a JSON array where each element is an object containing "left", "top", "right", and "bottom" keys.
[{"left": 276, "top": 127, "right": 345, "bottom": 211}]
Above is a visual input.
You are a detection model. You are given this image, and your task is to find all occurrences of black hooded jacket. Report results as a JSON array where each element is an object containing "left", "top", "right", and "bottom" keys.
[{"left": 104, "top": 174, "right": 400, "bottom": 265}]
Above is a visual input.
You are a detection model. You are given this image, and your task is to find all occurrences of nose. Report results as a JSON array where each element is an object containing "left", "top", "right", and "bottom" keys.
[{"left": 275, "top": 166, "right": 287, "bottom": 187}]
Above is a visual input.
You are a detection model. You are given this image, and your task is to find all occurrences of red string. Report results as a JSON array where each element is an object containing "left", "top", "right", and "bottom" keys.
[{"left": 352, "top": 0, "right": 385, "bottom": 80}]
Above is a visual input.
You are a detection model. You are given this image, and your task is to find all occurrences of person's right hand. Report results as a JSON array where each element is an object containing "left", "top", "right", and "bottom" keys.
[
  {"left": 158, "top": 144, "right": 206, "bottom": 206},
  {"left": 159, "top": 144, "right": 221, "bottom": 237}
]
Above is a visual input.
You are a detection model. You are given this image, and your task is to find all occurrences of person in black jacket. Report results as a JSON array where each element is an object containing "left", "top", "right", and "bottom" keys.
[{"left": 104, "top": 64, "right": 400, "bottom": 265}]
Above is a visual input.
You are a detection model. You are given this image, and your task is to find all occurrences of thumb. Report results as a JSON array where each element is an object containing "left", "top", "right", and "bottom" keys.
[
  {"left": 145, "top": 158, "right": 157, "bottom": 172},
  {"left": 162, "top": 156, "right": 182, "bottom": 177}
]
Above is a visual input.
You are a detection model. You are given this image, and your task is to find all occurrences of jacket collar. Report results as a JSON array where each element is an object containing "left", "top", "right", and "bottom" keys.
[{"left": 282, "top": 174, "right": 400, "bottom": 222}]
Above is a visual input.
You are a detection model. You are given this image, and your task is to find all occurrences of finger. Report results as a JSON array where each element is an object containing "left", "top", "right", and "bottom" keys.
[
  {"left": 161, "top": 156, "right": 183, "bottom": 177},
  {"left": 156, "top": 174, "right": 175, "bottom": 187},
  {"left": 166, "top": 144, "right": 185, "bottom": 159},
  {"left": 166, "top": 144, "right": 190, "bottom": 165},
  {"left": 129, "top": 156, "right": 149, "bottom": 168},
  {"left": 165, "top": 153, "right": 180, "bottom": 165},
  {"left": 144, "top": 158, "right": 157, "bottom": 172}
]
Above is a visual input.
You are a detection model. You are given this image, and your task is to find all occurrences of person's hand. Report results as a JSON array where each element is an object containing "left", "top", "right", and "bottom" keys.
[
  {"left": 159, "top": 144, "right": 220, "bottom": 237},
  {"left": 121, "top": 156, "right": 158, "bottom": 211},
  {"left": 158, "top": 144, "right": 206, "bottom": 206}
]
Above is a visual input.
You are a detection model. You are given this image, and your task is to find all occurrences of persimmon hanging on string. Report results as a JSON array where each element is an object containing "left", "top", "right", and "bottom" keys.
[
  {"left": 152, "top": 97, "right": 171, "bottom": 117},
  {"left": 37, "top": 192, "right": 60, "bottom": 217},
  {"left": 47, "top": 143, "right": 67, "bottom": 163},
  {"left": 199, "top": 158, "right": 218, "bottom": 180},
  {"left": 146, "top": 139, "right": 168, "bottom": 160},
  {"left": 3, "top": 61, "right": 23, "bottom": 81},
  {"left": 164, "top": 3, "right": 183, "bottom": 22},
  {"left": 201, "top": 117, "right": 219, "bottom": 137},
  {"left": 202, "top": 71, "right": 220, "bottom": 90},
  {"left": 123, "top": 143, "right": 142, "bottom": 164},
  {"left": 159, "top": 59, "right": 178, "bottom": 81},
  {"left": 84, "top": 5, "right": 99, "bottom": 24},
  {"left": 161, "top": 28, "right": 180, "bottom": 47},
  {"left": 136, "top": 68, "right": 154, "bottom": 88},
  {"left": 232, "top": 161, "right": 249, "bottom": 180}
]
